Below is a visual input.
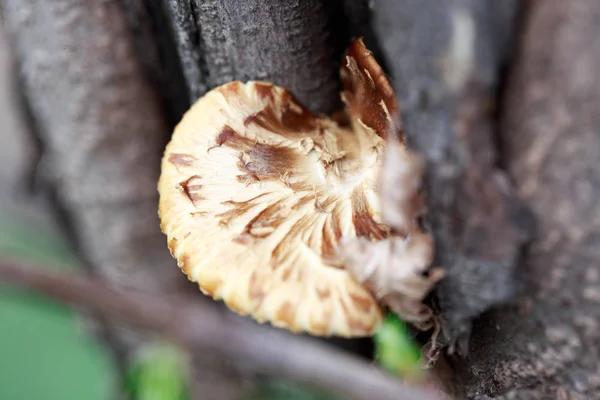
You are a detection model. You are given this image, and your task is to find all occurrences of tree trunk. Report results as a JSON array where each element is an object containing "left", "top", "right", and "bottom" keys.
[
  {"left": 456, "top": 1, "right": 600, "bottom": 398},
  {"left": 369, "top": 0, "right": 532, "bottom": 353}
]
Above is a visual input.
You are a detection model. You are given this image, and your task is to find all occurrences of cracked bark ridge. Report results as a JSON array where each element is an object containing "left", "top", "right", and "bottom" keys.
[
  {"left": 164, "top": 0, "right": 340, "bottom": 114},
  {"left": 459, "top": 1, "right": 600, "bottom": 397},
  {"left": 162, "top": 0, "right": 207, "bottom": 103},
  {"left": 369, "top": 0, "right": 532, "bottom": 353}
]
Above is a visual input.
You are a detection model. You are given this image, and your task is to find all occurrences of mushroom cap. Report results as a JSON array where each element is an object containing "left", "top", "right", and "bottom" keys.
[{"left": 158, "top": 39, "right": 399, "bottom": 337}]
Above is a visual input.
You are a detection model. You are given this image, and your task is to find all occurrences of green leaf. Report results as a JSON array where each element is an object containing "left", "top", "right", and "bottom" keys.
[
  {"left": 373, "top": 313, "right": 422, "bottom": 378},
  {"left": 125, "top": 342, "right": 190, "bottom": 400},
  {"left": 0, "top": 293, "right": 117, "bottom": 400}
]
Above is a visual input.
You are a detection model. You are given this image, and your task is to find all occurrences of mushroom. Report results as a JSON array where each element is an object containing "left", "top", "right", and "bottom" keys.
[{"left": 158, "top": 38, "right": 441, "bottom": 337}]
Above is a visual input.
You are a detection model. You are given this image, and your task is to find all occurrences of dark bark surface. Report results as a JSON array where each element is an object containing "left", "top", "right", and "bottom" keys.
[
  {"left": 165, "top": 0, "right": 341, "bottom": 113},
  {"left": 459, "top": 1, "right": 600, "bottom": 398},
  {"left": 369, "top": 0, "right": 531, "bottom": 354}
]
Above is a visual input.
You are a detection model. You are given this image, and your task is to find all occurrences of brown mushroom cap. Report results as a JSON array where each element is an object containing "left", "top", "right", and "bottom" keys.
[{"left": 158, "top": 39, "right": 401, "bottom": 337}]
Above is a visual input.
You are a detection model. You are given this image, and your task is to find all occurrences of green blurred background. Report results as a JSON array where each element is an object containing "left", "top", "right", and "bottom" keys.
[{"left": 0, "top": 215, "right": 118, "bottom": 400}]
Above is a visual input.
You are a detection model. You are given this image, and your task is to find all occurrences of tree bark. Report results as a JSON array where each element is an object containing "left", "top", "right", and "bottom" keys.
[
  {"left": 369, "top": 0, "right": 532, "bottom": 356},
  {"left": 164, "top": 0, "right": 341, "bottom": 113},
  {"left": 455, "top": 1, "right": 600, "bottom": 398}
]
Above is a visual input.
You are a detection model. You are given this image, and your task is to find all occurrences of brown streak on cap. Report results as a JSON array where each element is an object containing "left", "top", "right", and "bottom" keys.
[
  {"left": 246, "top": 87, "right": 320, "bottom": 136},
  {"left": 178, "top": 175, "right": 204, "bottom": 206},
  {"left": 276, "top": 301, "right": 296, "bottom": 328},
  {"left": 168, "top": 153, "right": 196, "bottom": 166},
  {"left": 217, "top": 194, "right": 271, "bottom": 227},
  {"left": 223, "top": 81, "right": 243, "bottom": 97},
  {"left": 238, "top": 144, "right": 298, "bottom": 182},
  {"left": 340, "top": 299, "right": 372, "bottom": 334},
  {"left": 222, "top": 192, "right": 271, "bottom": 206},
  {"left": 179, "top": 254, "right": 192, "bottom": 275},
  {"left": 168, "top": 237, "right": 178, "bottom": 257},
  {"left": 340, "top": 37, "right": 402, "bottom": 141},
  {"left": 232, "top": 233, "right": 254, "bottom": 245},
  {"left": 249, "top": 271, "right": 266, "bottom": 301},
  {"left": 317, "top": 287, "right": 331, "bottom": 300},
  {"left": 331, "top": 209, "right": 343, "bottom": 240},
  {"left": 318, "top": 195, "right": 338, "bottom": 212},
  {"left": 309, "top": 320, "right": 327, "bottom": 335},
  {"left": 214, "top": 125, "right": 255, "bottom": 151},
  {"left": 321, "top": 220, "right": 340, "bottom": 259},
  {"left": 270, "top": 214, "right": 317, "bottom": 264},
  {"left": 259, "top": 105, "right": 319, "bottom": 135},
  {"left": 351, "top": 191, "right": 389, "bottom": 240},
  {"left": 236, "top": 174, "right": 260, "bottom": 185},
  {"left": 281, "top": 267, "right": 292, "bottom": 282},
  {"left": 254, "top": 82, "right": 275, "bottom": 101},
  {"left": 350, "top": 292, "right": 374, "bottom": 313},
  {"left": 347, "top": 320, "right": 370, "bottom": 335},
  {"left": 244, "top": 112, "right": 260, "bottom": 126},
  {"left": 292, "top": 194, "right": 314, "bottom": 211},
  {"left": 241, "top": 199, "right": 288, "bottom": 239}
]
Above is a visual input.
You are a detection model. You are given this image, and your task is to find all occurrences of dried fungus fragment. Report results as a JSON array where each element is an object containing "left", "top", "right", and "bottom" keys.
[
  {"left": 340, "top": 234, "right": 444, "bottom": 331},
  {"left": 158, "top": 38, "right": 442, "bottom": 337}
]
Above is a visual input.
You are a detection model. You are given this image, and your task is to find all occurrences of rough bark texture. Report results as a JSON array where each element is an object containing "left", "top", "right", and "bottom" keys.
[
  {"left": 457, "top": 1, "right": 600, "bottom": 398},
  {"left": 369, "top": 0, "right": 532, "bottom": 355},
  {"left": 165, "top": 0, "right": 341, "bottom": 113},
  {"left": 121, "top": 0, "right": 191, "bottom": 126}
]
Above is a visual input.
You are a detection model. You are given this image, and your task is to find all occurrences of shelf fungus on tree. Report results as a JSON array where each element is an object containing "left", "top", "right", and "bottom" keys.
[{"left": 158, "top": 38, "right": 444, "bottom": 337}]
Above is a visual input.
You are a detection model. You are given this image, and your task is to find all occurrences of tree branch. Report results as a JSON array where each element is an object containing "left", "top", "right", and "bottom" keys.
[{"left": 0, "top": 257, "right": 439, "bottom": 400}]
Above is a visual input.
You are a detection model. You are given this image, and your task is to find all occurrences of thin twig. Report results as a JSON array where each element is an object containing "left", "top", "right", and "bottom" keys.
[{"left": 0, "top": 257, "right": 439, "bottom": 400}]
